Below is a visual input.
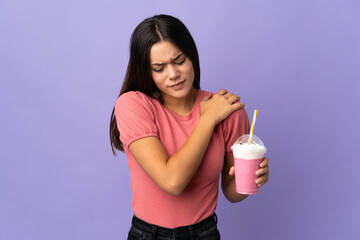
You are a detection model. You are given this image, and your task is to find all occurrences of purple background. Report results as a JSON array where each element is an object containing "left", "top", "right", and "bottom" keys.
[{"left": 1, "top": 0, "right": 359, "bottom": 239}]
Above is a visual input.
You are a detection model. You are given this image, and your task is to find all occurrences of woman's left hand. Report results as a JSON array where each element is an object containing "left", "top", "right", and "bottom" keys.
[
  {"left": 255, "top": 157, "right": 270, "bottom": 187},
  {"left": 229, "top": 157, "right": 270, "bottom": 187}
]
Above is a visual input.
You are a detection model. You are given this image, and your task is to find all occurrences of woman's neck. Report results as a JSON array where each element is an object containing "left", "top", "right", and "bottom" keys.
[{"left": 162, "top": 87, "right": 198, "bottom": 116}]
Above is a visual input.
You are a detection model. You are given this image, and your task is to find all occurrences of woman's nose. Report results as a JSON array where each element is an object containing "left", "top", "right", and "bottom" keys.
[{"left": 168, "top": 64, "right": 180, "bottom": 80}]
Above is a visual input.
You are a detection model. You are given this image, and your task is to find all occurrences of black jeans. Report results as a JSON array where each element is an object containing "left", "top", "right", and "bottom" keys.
[{"left": 128, "top": 213, "right": 220, "bottom": 240}]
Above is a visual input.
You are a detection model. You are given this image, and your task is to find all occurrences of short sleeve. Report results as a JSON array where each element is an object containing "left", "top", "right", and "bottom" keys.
[
  {"left": 222, "top": 108, "right": 250, "bottom": 156},
  {"left": 114, "top": 91, "right": 159, "bottom": 148}
]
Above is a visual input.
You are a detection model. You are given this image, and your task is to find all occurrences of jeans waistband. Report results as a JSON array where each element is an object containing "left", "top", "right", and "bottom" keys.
[{"left": 131, "top": 213, "right": 218, "bottom": 235}]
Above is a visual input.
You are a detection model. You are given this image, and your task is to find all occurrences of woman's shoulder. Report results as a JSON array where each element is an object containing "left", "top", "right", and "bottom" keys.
[
  {"left": 116, "top": 91, "right": 153, "bottom": 105},
  {"left": 117, "top": 90, "right": 150, "bottom": 101},
  {"left": 115, "top": 91, "right": 157, "bottom": 115}
]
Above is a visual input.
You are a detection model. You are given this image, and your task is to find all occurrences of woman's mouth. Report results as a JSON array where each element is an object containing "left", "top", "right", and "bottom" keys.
[{"left": 169, "top": 81, "right": 185, "bottom": 90}]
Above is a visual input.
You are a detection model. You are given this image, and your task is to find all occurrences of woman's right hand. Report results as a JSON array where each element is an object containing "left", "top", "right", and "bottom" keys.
[{"left": 200, "top": 89, "right": 245, "bottom": 125}]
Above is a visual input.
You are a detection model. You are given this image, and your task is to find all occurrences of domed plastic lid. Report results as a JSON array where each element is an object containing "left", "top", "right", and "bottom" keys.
[
  {"left": 231, "top": 134, "right": 267, "bottom": 159},
  {"left": 236, "top": 134, "right": 265, "bottom": 147}
]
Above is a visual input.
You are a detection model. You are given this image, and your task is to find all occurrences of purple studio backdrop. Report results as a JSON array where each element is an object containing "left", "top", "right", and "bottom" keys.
[{"left": 1, "top": 0, "right": 359, "bottom": 239}]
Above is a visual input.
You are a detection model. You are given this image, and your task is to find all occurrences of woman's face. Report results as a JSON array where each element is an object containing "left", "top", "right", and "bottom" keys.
[{"left": 149, "top": 41, "right": 195, "bottom": 102}]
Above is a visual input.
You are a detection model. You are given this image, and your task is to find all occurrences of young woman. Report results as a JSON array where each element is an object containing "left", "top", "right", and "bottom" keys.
[{"left": 109, "top": 14, "right": 270, "bottom": 240}]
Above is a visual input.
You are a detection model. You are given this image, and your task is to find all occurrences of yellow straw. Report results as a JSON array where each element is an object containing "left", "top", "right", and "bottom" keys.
[{"left": 248, "top": 109, "right": 258, "bottom": 145}]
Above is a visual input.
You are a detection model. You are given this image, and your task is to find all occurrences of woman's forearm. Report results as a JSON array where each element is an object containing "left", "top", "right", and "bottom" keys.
[
  {"left": 165, "top": 116, "right": 216, "bottom": 194},
  {"left": 129, "top": 90, "right": 243, "bottom": 196}
]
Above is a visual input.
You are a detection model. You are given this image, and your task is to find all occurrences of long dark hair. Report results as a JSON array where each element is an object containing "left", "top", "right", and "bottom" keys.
[{"left": 110, "top": 14, "right": 201, "bottom": 155}]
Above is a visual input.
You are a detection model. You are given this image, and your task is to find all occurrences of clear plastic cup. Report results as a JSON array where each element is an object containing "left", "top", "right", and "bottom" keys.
[{"left": 231, "top": 134, "right": 267, "bottom": 194}]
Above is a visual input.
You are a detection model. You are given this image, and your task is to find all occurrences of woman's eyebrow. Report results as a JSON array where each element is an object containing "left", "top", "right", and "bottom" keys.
[
  {"left": 151, "top": 54, "right": 184, "bottom": 66},
  {"left": 152, "top": 62, "right": 165, "bottom": 66}
]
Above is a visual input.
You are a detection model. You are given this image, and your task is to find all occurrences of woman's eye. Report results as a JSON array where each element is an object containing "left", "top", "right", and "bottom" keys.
[
  {"left": 153, "top": 68, "right": 164, "bottom": 73},
  {"left": 175, "top": 57, "right": 186, "bottom": 65}
]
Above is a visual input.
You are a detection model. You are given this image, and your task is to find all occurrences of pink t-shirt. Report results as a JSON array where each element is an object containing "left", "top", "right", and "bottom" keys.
[{"left": 115, "top": 89, "right": 250, "bottom": 228}]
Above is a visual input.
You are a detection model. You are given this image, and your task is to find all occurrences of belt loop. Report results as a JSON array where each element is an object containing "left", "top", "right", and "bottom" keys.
[{"left": 150, "top": 225, "right": 157, "bottom": 239}]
